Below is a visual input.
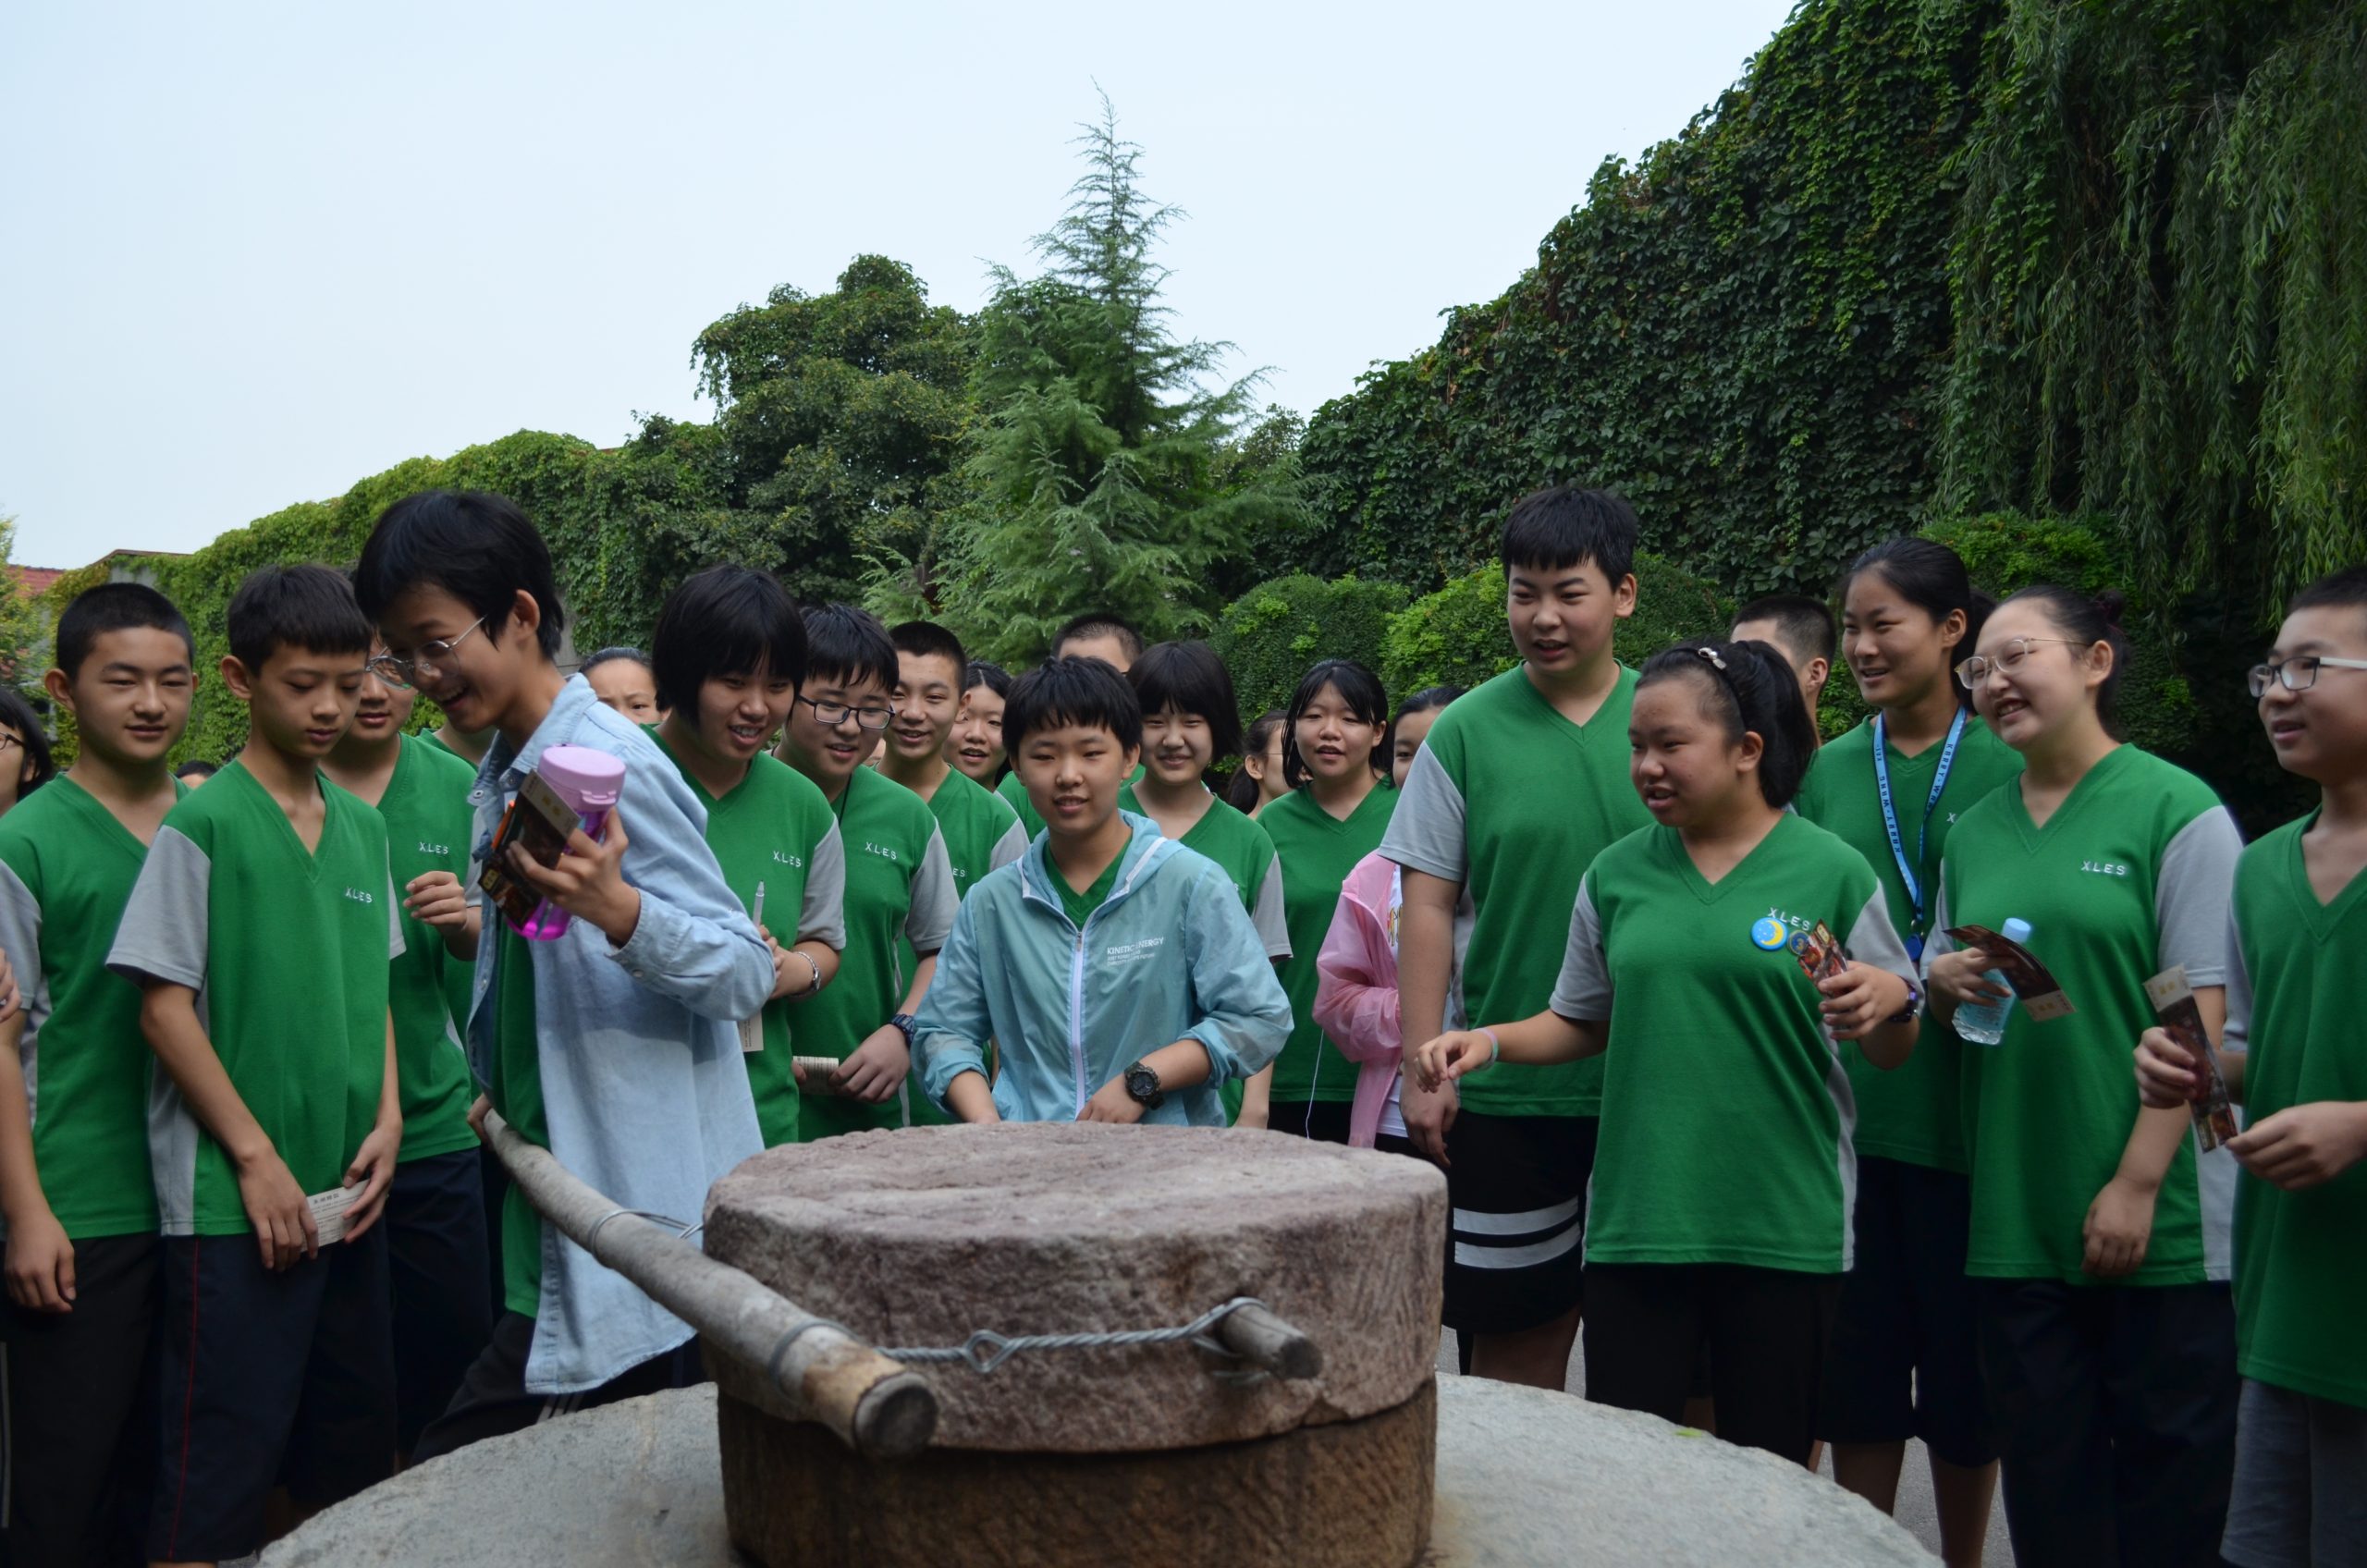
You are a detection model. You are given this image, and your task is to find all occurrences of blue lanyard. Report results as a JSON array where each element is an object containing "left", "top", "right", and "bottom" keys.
[{"left": 1872, "top": 708, "right": 1965, "bottom": 961}]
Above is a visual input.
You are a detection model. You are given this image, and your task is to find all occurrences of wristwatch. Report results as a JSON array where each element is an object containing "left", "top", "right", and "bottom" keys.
[
  {"left": 1122, "top": 1060, "right": 1165, "bottom": 1110},
  {"left": 1890, "top": 979, "right": 1924, "bottom": 1025},
  {"left": 889, "top": 1011, "right": 919, "bottom": 1046}
]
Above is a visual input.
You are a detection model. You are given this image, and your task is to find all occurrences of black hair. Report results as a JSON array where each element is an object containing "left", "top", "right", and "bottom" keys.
[
  {"left": 54, "top": 583, "right": 194, "bottom": 682},
  {"left": 801, "top": 603, "right": 899, "bottom": 694},
  {"left": 1637, "top": 638, "right": 1818, "bottom": 808},
  {"left": 963, "top": 660, "right": 1012, "bottom": 699},
  {"left": 352, "top": 489, "right": 566, "bottom": 660},
  {"left": 0, "top": 690, "right": 55, "bottom": 799},
  {"left": 1225, "top": 708, "right": 1288, "bottom": 812},
  {"left": 580, "top": 646, "right": 651, "bottom": 677},
  {"left": 889, "top": 620, "right": 971, "bottom": 683},
  {"left": 226, "top": 565, "right": 374, "bottom": 672},
  {"left": 1500, "top": 485, "right": 1638, "bottom": 585},
  {"left": 1050, "top": 613, "right": 1144, "bottom": 666},
  {"left": 1282, "top": 658, "right": 1390, "bottom": 790},
  {"left": 1840, "top": 538, "right": 1993, "bottom": 711},
  {"left": 1992, "top": 584, "right": 2129, "bottom": 738},
  {"left": 1128, "top": 641, "right": 1244, "bottom": 762},
  {"left": 1733, "top": 594, "right": 1837, "bottom": 671},
  {"left": 1004, "top": 656, "right": 1143, "bottom": 753},
  {"left": 1381, "top": 685, "right": 1466, "bottom": 777},
  {"left": 174, "top": 759, "right": 218, "bottom": 781},
  {"left": 650, "top": 568, "right": 805, "bottom": 713},
  {"left": 2285, "top": 565, "right": 2367, "bottom": 622}
]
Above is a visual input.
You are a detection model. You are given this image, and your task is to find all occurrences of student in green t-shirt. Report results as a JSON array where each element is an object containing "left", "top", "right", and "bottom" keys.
[
  {"left": 1732, "top": 594, "right": 1834, "bottom": 742},
  {"left": 1793, "top": 539, "right": 2018, "bottom": 1558},
  {"left": 1122, "top": 642, "right": 1292, "bottom": 1125},
  {"left": 1414, "top": 638, "right": 1919, "bottom": 1463},
  {"left": 1380, "top": 484, "right": 1653, "bottom": 1390},
  {"left": 1228, "top": 708, "right": 1291, "bottom": 819},
  {"left": 776, "top": 606, "right": 959, "bottom": 1138},
  {"left": 108, "top": 567, "right": 406, "bottom": 1565},
  {"left": 1924, "top": 585, "right": 2243, "bottom": 1567},
  {"left": 997, "top": 612, "right": 1146, "bottom": 838},
  {"left": 322, "top": 617, "right": 496, "bottom": 1461},
  {"left": 650, "top": 566, "right": 849, "bottom": 1149},
  {"left": 884, "top": 621, "right": 1026, "bottom": 897},
  {"left": 948, "top": 659, "right": 1012, "bottom": 789},
  {"left": 1260, "top": 658, "right": 1395, "bottom": 1143},
  {"left": 2137, "top": 567, "right": 2367, "bottom": 1568},
  {"left": 0, "top": 583, "right": 194, "bottom": 1567}
]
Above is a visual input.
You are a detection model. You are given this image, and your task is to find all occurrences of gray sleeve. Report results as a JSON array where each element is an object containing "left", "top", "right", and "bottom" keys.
[
  {"left": 988, "top": 817, "right": 1028, "bottom": 873},
  {"left": 386, "top": 856, "right": 406, "bottom": 961},
  {"left": 0, "top": 862, "right": 47, "bottom": 1058},
  {"left": 2157, "top": 808, "right": 2243, "bottom": 986},
  {"left": 1842, "top": 885, "right": 1916, "bottom": 984},
  {"left": 801, "top": 822, "right": 848, "bottom": 952},
  {"left": 1546, "top": 877, "right": 1612, "bottom": 1022},
  {"left": 1379, "top": 743, "right": 1466, "bottom": 886},
  {"left": 905, "top": 827, "right": 958, "bottom": 955},
  {"left": 2219, "top": 900, "right": 2252, "bottom": 1056},
  {"left": 1251, "top": 852, "right": 1292, "bottom": 961},
  {"left": 106, "top": 826, "right": 211, "bottom": 989}
]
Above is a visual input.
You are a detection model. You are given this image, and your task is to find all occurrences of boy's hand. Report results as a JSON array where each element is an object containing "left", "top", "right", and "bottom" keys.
[
  {"left": 834, "top": 1025, "right": 910, "bottom": 1104},
  {"left": 2134, "top": 1026, "right": 2201, "bottom": 1109},
  {"left": 1409, "top": 1031, "right": 1495, "bottom": 1093},
  {"left": 341, "top": 1117, "right": 403, "bottom": 1243},
  {"left": 237, "top": 1148, "right": 318, "bottom": 1270},
  {"left": 2082, "top": 1174, "right": 2157, "bottom": 1278},
  {"left": 4, "top": 1207, "right": 76, "bottom": 1313},
  {"left": 467, "top": 1093, "right": 493, "bottom": 1145},
  {"left": 1078, "top": 1077, "right": 1147, "bottom": 1124},
  {"left": 509, "top": 803, "right": 642, "bottom": 946},
  {"left": 1401, "top": 1073, "right": 1458, "bottom": 1167},
  {"left": 1928, "top": 947, "right": 2009, "bottom": 1009},
  {"left": 404, "top": 871, "right": 472, "bottom": 932},
  {"left": 2228, "top": 1103, "right": 2367, "bottom": 1191},
  {"left": 1820, "top": 962, "right": 1910, "bottom": 1040},
  {"left": 0, "top": 947, "right": 19, "bottom": 1023},
  {"left": 762, "top": 925, "right": 798, "bottom": 1001}
]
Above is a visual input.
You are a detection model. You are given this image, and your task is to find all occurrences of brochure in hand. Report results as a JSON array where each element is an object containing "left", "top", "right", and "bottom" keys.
[
  {"left": 2143, "top": 965, "right": 2240, "bottom": 1152},
  {"left": 1944, "top": 924, "right": 2077, "bottom": 1022}
]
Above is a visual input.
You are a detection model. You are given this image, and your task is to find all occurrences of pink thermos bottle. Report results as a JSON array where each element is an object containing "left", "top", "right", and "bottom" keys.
[{"left": 518, "top": 745, "right": 625, "bottom": 941}]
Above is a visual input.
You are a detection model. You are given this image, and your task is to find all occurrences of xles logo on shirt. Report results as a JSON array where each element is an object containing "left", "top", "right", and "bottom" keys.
[
  {"left": 770, "top": 850, "right": 804, "bottom": 869},
  {"left": 2080, "top": 860, "right": 2132, "bottom": 878},
  {"left": 417, "top": 840, "right": 450, "bottom": 857},
  {"left": 343, "top": 887, "right": 375, "bottom": 905},
  {"left": 864, "top": 842, "right": 901, "bottom": 863}
]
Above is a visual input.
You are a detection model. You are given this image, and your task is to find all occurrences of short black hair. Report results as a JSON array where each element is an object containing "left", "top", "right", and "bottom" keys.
[
  {"left": 651, "top": 568, "right": 805, "bottom": 713},
  {"left": 963, "top": 660, "right": 1012, "bottom": 699},
  {"left": 2287, "top": 566, "right": 2367, "bottom": 624},
  {"left": 1282, "top": 658, "right": 1390, "bottom": 789},
  {"left": 580, "top": 646, "right": 650, "bottom": 677},
  {"left": 1050, "top": 613, "right": 1144, "bottom": 665},
  {"left": 0, "top": 689, "right": 55, "bottom": 798},
  {"left": 889, "top": 620, "right": 970, "bottom": 683},
  {"left": 1637, "top": 638, "right": 1818, "bottom": 807},
  {"left": 1500, "top": 485, "right": 1638, "bottom": 584},
  {"left": 175, "top": 759, "right": 218, "bottom": 781},
  {"left": 227, "top": 565, "right": 374, "bottom": 672},
  {"left": 352, "top": 489, "right": 566, "bottom": 660},
  {"left": 55, "top": 583, "right": 194, "bottom": 682},
  {"left": 802, "top": 604, "right": 899, "bottom": 694},
  {"left": 1129, "top": 641, "right": 1243, "bottom": 760},
  {"left": 1733, "top": 594, "right": 1837, "bottom": 671},
  {"left": 1005, "top": 656, "right": 1143, "bottom": 753}
]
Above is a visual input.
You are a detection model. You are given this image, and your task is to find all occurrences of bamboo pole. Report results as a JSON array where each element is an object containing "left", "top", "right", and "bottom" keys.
[{"left": 482, "top": 1109, "right": 938, "bottom": 1459}]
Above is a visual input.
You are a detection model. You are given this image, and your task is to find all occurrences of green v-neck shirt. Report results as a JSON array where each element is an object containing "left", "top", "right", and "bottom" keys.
[{"left": 1259, "top": 784, "right": 1398, "bottom": 1102}]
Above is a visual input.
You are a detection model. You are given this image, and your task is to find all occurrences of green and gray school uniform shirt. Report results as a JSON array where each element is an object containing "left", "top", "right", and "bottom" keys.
[
  {"left": 1117, "top": 784, "right": 1290, "bottom": 959},
  {"left": 1260, "top": 784, "right": 1397, "bottom": 1105},
  {"left": 932, "top": 767, "right": 1028, "bottom": 895},
  {"left": 1550, "top": 815, "right": 1916, "bottom": 1272},
  {"left": 1794, "top": 715, "right": 2021, "bottom": 1172},
  {"left": 1928, "top": 744, "right": 2242, "bottom": 1286},
  {"left": 106, "top": 763, "right": 402, "bottom": 1236},
  {"left": 376, "top": 734, "right": 481, "bottom": 1164},
  {"left": 796, "top": 766, "right": 959, "bottom": 1139},
  {"left": 656, "top": 738, "right": 848, "bottom": 1149},
  {"left": 0, "top": 778, "right": 186, "bottom": 1238},
  {"left": 1000, "top": 764, "right": 1145, "bottom": 842},
  {"left": 1380, "top": 664, "right": 1654, "bottom": 1117},
  {"left": 2223, "top": 815, "right": 2367, "bottom": 1407}
]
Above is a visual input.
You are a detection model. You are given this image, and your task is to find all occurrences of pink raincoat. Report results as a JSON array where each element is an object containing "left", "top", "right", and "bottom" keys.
[{"left": 1311, "top": 850, "right": 1409, "bottom": 1148}]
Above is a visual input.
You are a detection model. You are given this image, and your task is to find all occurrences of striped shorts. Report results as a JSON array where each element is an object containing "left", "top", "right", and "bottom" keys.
[{"left": 1439, "top": 1111, "right": 1598, "bottom": 1337}]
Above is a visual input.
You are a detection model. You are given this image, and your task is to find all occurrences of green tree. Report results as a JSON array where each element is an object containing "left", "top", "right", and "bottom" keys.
[
  {"left": 0, "top": 514, "right": 50, "bottom": 701},
  {"left": 920, "top": 99, "right": 1306, "bottom": 661}
]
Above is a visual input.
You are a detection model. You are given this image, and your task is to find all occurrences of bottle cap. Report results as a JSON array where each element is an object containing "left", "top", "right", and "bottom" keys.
[
  {"left": 2001, "top": 916, "right": 2032, "bottom": 943},
  {"left": 538, "top": 744, "right": 626, "bottom": 811}
]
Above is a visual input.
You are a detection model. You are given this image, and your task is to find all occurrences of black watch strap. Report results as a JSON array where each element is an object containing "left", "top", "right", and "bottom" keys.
[
  {"left": 1122, "top": 1060, "right": 1165, "bottom": 1109},
  {"left": 889, "top": 1011, "right": 919, "bottom": 1045}
]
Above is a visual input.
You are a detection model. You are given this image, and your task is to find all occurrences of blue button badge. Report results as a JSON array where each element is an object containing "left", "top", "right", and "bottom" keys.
[{"left": 1750, "top": 916, "right": 1789, "bottom": 951}]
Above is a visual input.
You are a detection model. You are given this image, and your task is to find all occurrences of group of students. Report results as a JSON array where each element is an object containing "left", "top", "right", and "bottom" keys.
[{"left": 0, "top": 483, "right": 2355, "bottom": 1568}]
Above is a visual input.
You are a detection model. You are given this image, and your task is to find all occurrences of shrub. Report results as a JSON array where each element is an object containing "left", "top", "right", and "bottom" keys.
[{"left": 1209, "top": 574, "right": 1407, "bottom": 725}]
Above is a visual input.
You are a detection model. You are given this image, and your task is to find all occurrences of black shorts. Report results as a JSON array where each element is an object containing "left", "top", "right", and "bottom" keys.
[
  {"left": 411, "top": 1310, "right": 706, "bottom": 1464},
  {"left": 0, "top": 1232, "right": 159, "bottom": 1568},
  {"left": 147, "top": 1228, "right": 394, "bottom": 1564},
  {"left": 387, "top": 1147, "right": 495, "bottom": 1458},
  {"left": 1585, "top": 1262, "right": 1842, "bottom": 1463},
  {"left": 1440, "top": 1111, "right": 1596, "bottom": 1338},
  {"left": 1818, "top": 1156, "right": 1994, "bottom": 1466},
  {"left": 1269, "top": 1097, "right": 1352, "bottom": 1144}
]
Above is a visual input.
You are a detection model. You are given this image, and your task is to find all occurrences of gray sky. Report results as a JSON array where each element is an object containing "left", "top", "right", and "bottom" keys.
[{"left": 1, "top": 0, "right": 1796, "bottom": 570}]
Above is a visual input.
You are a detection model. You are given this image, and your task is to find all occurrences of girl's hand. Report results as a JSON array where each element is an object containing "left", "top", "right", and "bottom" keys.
[
  {"left": 1409, "top": 1031, "right": 1494, "bottom": 1093},
  {"left": 1819, "top": 962, "right": 1909, "bottom": 1040},
  {"left": 2133, "top": 1026, "right": 2200, "bottom": 1109},
  {"left": 509, "top": 803, "right": 641, "bottom": 945},
  {"left": 2082, "top": 1175, "right": 2157, "bottom": 1278},
  {"left": 1928, "top": 947, "right": 2009, "bottom": 1009}
]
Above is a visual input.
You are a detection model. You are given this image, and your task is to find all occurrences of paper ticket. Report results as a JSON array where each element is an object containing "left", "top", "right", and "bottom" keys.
[
  {"left": 1944, "top": 925, "right": 2076, "bottom": 1022},
  {"left": 2144, "top": 965, "right": 2240, "bottom": 1152},
  {"left": 307, "top": 1184, "right": 355, "bottom": 1246}
]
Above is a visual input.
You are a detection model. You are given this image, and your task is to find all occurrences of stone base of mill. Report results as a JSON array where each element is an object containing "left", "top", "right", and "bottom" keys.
[{"left": 720, "top": 1380, "right": 1437, "bottom": 1568}]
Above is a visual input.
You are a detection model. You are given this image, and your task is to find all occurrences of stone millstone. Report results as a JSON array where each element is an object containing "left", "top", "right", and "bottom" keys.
[
  {"left": 703, "top": 1122, "right": 1446, "bottom": 1453},
  {"left": 719, "top": 1380, "right": 1437, "bottom": 1568}
]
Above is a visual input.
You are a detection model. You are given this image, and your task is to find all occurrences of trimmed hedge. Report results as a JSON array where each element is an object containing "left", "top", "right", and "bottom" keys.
[{"left": 1208, "top": 574, "right": 1407, "bottom": 728}]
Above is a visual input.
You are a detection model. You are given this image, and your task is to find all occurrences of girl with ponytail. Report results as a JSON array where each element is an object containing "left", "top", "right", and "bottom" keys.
[{"left": 1411, "top": 637, "right": 1920, "bottom": 1464}]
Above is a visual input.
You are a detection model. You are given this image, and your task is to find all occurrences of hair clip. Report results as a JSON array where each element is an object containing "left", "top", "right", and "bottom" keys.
[{"left": 1696, "top": 644, "right": 1728, "bottom": 671}]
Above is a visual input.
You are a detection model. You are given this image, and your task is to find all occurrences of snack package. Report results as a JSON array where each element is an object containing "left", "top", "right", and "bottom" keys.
[
  {"left": 478, "top": 771, "right": 584, "bottom": 932},
  {"left": 1944, "top": 924, "right": 2077, "bottom": 1022},
  {"left": 2144, "top": 965, "right": 2240, "bottom": 1152}
]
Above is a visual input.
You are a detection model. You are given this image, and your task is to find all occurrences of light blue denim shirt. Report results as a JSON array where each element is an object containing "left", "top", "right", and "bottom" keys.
[{"left": 467, "top": 675, "right": 769, "bottom": 1393}]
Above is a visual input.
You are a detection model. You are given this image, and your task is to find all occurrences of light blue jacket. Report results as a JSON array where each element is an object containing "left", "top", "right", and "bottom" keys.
[
  {"left": 915, "top": 814, "right": 1291, "bottom": 1123},
  {"left": 468, "top": 676, "right": 769, "bottom": 1393}
]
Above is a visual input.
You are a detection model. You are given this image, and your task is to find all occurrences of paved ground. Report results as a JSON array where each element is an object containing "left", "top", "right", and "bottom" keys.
[{"left": 1434, "top": 1332, "right": 2017, "bottom": 1566}]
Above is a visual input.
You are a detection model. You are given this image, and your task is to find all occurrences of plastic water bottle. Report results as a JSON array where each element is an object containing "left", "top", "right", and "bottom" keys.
[
  {"left": 519, "top": 745, "right": 624, "bottom": 941},
  {"left": 1953, "top": 916, "right": 2030, "bottom": 1046}
]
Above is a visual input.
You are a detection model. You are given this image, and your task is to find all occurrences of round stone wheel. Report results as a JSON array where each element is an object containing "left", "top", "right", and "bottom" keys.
[{"left": 702, "top": 1122, "right": 1447, "bottom": 1453}]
